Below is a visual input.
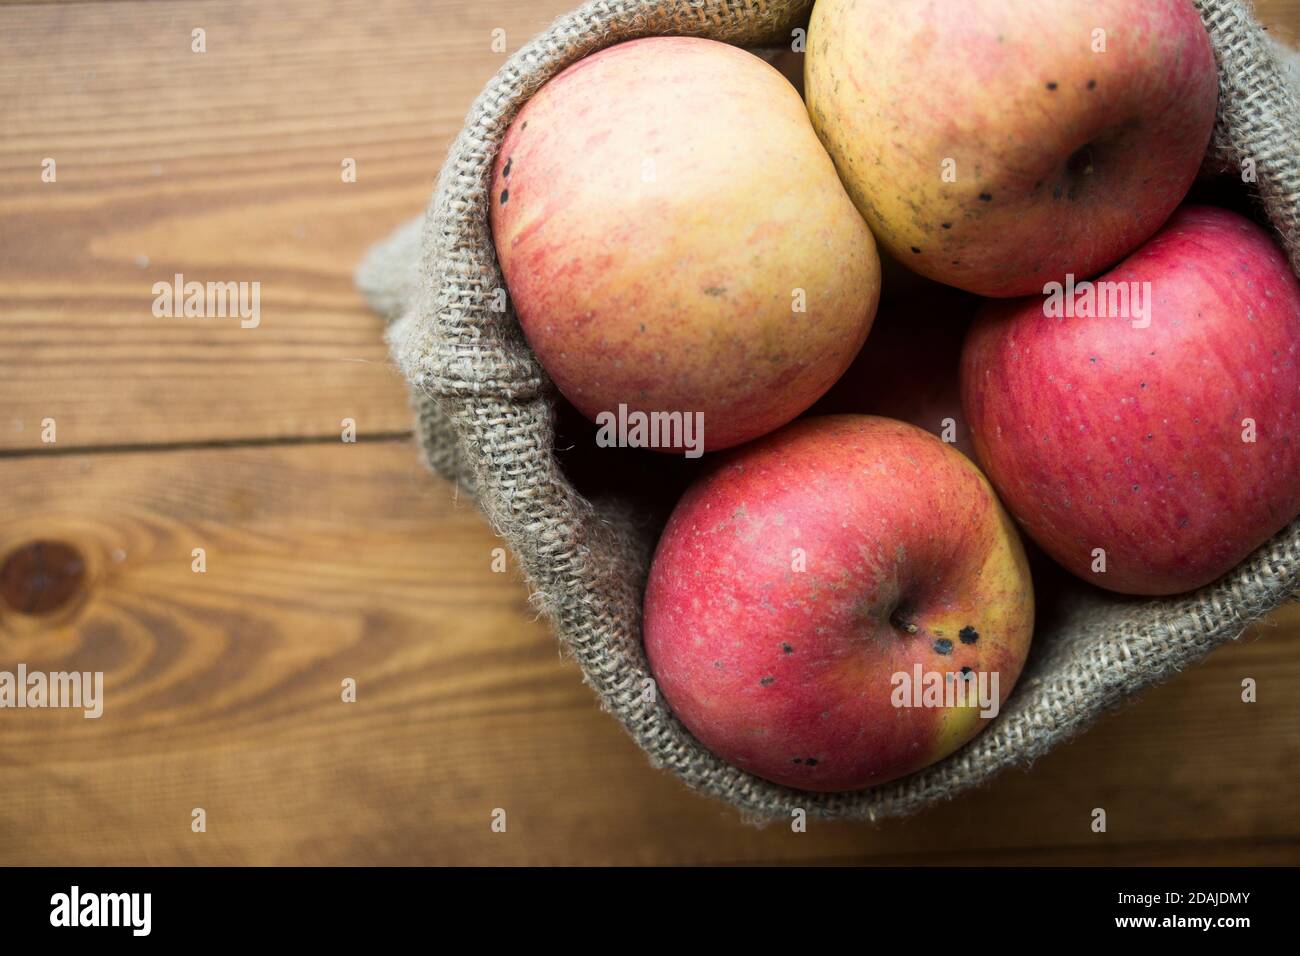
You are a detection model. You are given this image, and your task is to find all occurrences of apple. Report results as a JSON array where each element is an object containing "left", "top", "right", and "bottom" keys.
[
  {"left": 804, "top": 0, "right": 1218, "bottom": 296},
  {"left": 812, "top": 281, "right": 979, "bottom": 461},
  {"left": 962, "top": 205, "right": 1300, "bottom": 596},
  {"left": 491, "top": 36, "right": 880, "bottom": 453},
  {"left": 643, "top": 415, "right": 1034, "bottom": 791}
]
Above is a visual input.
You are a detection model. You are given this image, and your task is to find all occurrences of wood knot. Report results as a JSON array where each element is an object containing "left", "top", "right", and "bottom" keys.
[{"left": 0, "top": 540, "right": 87, "bottom": 616}]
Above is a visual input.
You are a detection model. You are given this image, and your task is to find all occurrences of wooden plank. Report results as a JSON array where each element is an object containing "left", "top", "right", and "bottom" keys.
[
  {"left": 0, "top": 0, "right": 574, "bottom": 451},
  {"left": 1258, "top": 0, "right": 1300, "bottom": 44},
  {"left": 1, "top": 442, "right": 1297, "bottom": 865}
]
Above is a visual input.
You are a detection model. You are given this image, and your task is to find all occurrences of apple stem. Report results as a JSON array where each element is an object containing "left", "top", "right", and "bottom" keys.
[{"left": 889, "top": 607, "right": 920, "bottom": 634}]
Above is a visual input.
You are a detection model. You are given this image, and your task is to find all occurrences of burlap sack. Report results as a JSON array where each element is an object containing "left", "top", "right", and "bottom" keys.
[{"left": 357, "top": 0, "right": 1300, "bottom": 820}]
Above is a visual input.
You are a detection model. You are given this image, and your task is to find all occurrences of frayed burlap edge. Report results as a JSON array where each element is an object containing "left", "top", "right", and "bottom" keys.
[{"left": 356, "top": 0, "right": 1300, "bottom": 822}]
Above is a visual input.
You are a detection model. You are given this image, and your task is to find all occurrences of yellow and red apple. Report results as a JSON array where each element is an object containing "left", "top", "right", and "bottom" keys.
[
  {"left": 491, "top": 36, "right": 880, "bottom": 452},
  {"left": 805, "top": 0, "right": 1218, "bottom": 296}
]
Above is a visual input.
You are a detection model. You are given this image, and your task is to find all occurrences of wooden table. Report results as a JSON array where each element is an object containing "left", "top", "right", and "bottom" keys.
[{"left": 1, "top": 0, "right": 1298, "bottom": 866}]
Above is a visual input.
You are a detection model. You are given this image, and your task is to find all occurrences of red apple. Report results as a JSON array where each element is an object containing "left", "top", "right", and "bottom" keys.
[
  {"left": 643, "top": 416, "right": 1034, "bottom": 791},
  {"left": 963, "top": 205, "right": 1300, "bottom": 595},
  {"left": 491, "top": 37, "right": 879, "bottom": 452},
  {"left": 805, "top": 0, "right": 1218, "bottom": 296}
]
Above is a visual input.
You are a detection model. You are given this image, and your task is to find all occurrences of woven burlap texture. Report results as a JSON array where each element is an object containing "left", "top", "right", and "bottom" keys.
[{"left": 356, "top": 0, "right": 1300, "bottom": 821}]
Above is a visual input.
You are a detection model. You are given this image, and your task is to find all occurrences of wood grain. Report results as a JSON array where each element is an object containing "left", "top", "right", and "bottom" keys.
[
  {"left": 1, "top": 0, "right": 1299, "bottom": 865},
  {"left": 1258, "top": 0, "right": 1300, "bottom": 43},
  {"left": 0, "top": 0, "right": 576, "bottom": 450},
  {"left": 0, "top": 443, "right": 1297, "bottom": 865}
]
